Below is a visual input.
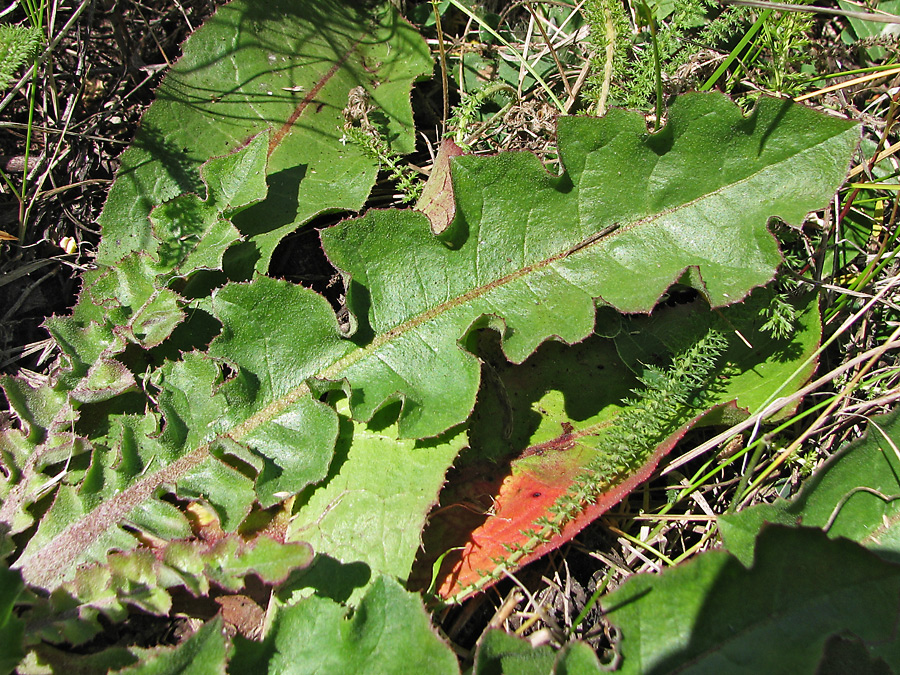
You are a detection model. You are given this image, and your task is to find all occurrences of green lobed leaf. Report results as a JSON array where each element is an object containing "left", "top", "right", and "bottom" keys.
[
  {"left": 1, "top": 372, "right": 73, "bottom": 439},
  {"left": 259, "top": 575, "right": 458, "bottom": 674},
  {"left": 14, "top": 478, "right": 149, "bottom": 588},
  {"left": 161, "top": 535, "right": 314, "bottom": 594},
  {"left": 719, "top": 408, "right": 900, "bottom": 566},
  {"left": 322, "top": 94, "right": 855, "bottom": 439},
  {"left": 602, "top": 526, "right": 900, "bottom": 674},
  {"left": 472, "top": 629, "right": 605, "bottom": 675},
  {"left": 12, "top": 413, "right": 192, "bottom": 586},
  {"left": 286, "top": 398, "right": 465, "bottom": 604},
  {"left": 95, "top": 0, "right": 430, "bottom": 274},
  {"left": 12, "top": 279, "right": 343, "bottom": 586},
  {"left": 147, "top": 132, "right": 268, "bottom": 280},
  {"left": 21, "top": 534, "right": 312, "bottom": 648},
  {"left": 43, "top": 134, "right": 269, "bottom": 371},
  {"left": 205, "top": 278, "right": 348, "bottom": 507}
]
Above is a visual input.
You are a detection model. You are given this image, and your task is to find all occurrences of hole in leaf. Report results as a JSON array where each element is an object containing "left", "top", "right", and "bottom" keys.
[
  {"left": 173, "top": 270, "right": 227, "bottom": 299},
  {"left": 75, "top": 392, "right": 149, "bottom": 436},
  {"left": 237, "top": 502, "right": 281, "bottom": 538},
  {"left": 366, "top": 399, "right": 403, "bottom": 432},
  {"left": 658, "top": 283, "right": 700, "bottom": 308},
  {"left": 212, "top": 445, "right": 260, "bottom": 481},
  {"left": 117, "top": 343, "right": 153, "bottom": 375},
  {"left": 220, "top": 361, "right": 236, "bottom": 382}
]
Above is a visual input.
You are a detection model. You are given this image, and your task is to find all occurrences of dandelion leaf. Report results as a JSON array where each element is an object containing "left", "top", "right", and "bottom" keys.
[
  {"left": 96, "top": 0, "right": 430, "bottom": 274},
  {"left": 603, "top": 526, "right": 900, "bottom": 673}
]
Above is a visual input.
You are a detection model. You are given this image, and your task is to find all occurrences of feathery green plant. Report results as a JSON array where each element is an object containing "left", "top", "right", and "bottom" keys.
[
  {"left": 447, "top": 83, "right": 517, "bottom": 150},
  {"left": 727, "top": 6, "right": 816, "bottom": 96},
  {"left": 760, "top": 291, "right": 799, "bottom": 339},
  {"left": 341, "top": 86, "right": 424, "bottom": 204},
  {"left": 583, "top": 0, "right": 751, "bottom": 109},
  {"left": 341, "top": 125, "right": 424, "bottom": 203},
  {"left": 0, "top": 23, "right": 42, "bottom": 231},
  {"left": 0, "top": 25, "right": 40, "bottom": 90}
]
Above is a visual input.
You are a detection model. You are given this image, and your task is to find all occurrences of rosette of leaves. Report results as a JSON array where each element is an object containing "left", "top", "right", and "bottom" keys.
[{"left": 0, "top": 7, "right": 859, "bottom": 664}]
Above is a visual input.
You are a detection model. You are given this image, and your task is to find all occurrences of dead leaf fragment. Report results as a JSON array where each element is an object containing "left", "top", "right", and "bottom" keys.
[
  {"left": 215, "top": 594, "right": 266, "bottom": 640},
  {"left": 415, "top": 137, "right": 464, "bottom": 235}
]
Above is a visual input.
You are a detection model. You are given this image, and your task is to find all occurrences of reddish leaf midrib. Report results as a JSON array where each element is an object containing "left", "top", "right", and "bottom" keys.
[{"left": 267, "top": 40, "right": 360, "bottom": 156}]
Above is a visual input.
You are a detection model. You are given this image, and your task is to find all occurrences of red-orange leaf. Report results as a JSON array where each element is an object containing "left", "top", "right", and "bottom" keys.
[{"left": 424, "top": 409, "right": 716, "bottom": 601}]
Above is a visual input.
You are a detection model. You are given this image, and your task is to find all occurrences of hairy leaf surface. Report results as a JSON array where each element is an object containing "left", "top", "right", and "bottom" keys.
[
  {"left": 19, "top": 530, "right": 311, "bottom": 648},
  {"left": 322, "top": 95, "right": 854, "bottom": 439}
]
